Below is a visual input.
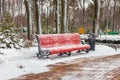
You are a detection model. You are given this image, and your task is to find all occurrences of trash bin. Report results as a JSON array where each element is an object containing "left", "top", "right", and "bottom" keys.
[{"left": 88, "top": 33, "right": 96, "bottom": 51}]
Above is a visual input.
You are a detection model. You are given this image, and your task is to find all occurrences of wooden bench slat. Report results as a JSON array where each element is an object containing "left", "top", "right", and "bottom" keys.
[
  {"left": 38, "top": 33, "right": 81, "bottom": 48},
  {"left": 42, "top": 44, "right": 90, "bottom": 54}
]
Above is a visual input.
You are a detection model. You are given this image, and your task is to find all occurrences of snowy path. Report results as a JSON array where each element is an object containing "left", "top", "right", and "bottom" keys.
[
  {"left": 0, "top": 45, "right": 120, "bottom": 80},
  {"left": 63, "top": 54, "right": 120, "bottom": 80},
  {"left": 14, "top": 54, "right": 120, "bottom": 80}
]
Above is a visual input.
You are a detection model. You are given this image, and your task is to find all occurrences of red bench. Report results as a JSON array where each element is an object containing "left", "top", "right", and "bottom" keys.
[{"left": 35, "top": 33, "right": 90, "bottom": 58}]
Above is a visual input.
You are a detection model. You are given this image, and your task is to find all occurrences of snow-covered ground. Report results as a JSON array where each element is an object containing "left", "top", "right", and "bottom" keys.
[
  {"left": 0, "top": 35, "right": 120, "bottom": 80},
  {"left": 0, "top": 44, "right": 120, "bottom": 80},
  {"left": 80, "top": 34, "right": 120, "bottom": 41}
]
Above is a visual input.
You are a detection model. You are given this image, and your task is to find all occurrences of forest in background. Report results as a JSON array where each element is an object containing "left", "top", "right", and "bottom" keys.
[{"left": 0, "top": 0, "right": 120, "bottom": 48}]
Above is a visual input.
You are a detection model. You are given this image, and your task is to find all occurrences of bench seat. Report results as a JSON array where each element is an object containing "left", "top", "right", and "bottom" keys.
[{"left": 42, "top": 44, "right": 90, "bottom": 54}]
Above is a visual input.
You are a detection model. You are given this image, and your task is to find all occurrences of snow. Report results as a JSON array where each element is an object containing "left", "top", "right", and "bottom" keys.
[
  {"left": 0, "top": 44, "right": 120, "bottom": 80},
  {"left": 80, "top": 34, "right": 120, "bottom": 41},
  {"left": 0, "top": 35, "right": 120, "bottom": 80}
]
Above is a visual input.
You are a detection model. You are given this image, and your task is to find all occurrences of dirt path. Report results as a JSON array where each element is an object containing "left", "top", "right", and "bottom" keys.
[{"left": 13, "top": 54, "right": 120, "bottom": 80}]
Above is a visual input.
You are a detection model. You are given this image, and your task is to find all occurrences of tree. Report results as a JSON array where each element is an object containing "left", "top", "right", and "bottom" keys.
[
  {"left": 24, "top": 0, "right": 32, "bottom": 40},
  {"left": 61, "top": 0, "right": 64, "bottom": 33},
  {"left": 34, "top": 0, "right": 39, "bottom": 34},
  {"left": 64, "top": 0, "right": 68, "bottom": 32},
  {"left": 82, "top": 0, "right": 85, "bottom": 28},
  {"left": 55, "top": 0, "right": 60, "bottom": 33},
  {"left": 61, "top": 0, "right": 68, "bottom": 33},
  {"left": 112, "top": 0, "right": 117, "bottom": 31},
  {"left": 38, "top": 0, "right": 42, "bottom": 34},
  {"left": 104, "top": 0, "right": 111, "bottom": 30},
  {"left": 93, "top": 0, "right": 101, "bottom": 35}
]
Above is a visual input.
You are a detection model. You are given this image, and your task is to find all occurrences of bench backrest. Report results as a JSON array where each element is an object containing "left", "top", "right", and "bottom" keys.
[{"left": 37, "top": 33, "right": 81, "bottom": 48}]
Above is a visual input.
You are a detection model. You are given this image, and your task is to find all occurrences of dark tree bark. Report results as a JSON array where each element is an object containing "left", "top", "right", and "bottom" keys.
[
  {"left": 0, "top": 0, "right": 1, "bottom": 14},
  {"left": 2, "top": 0, "right": 5, "bottom": 15},
  {"left": 61, "top": 0, "right": 64, "bottom": 33},
  {"left": 24, "top": 0, "right": 30, "bottom": 40},
  {"left": 83, "top": 0, "right": 85, "bottom": 28},
  {"left": 34, "top": 0, "right": 40, "bottom": 34},
  {"left": 61, "top": 0, "right": 67, "bottom": 33},
  {"left": 93, "top": 0, "right": 100, "bottom": 35},
  {"left": 112, "top": 0, "right": 116, "bottom": 31},
  {"left": 55, "top": 0, "right": 60, "bottom": 33},
  {"left": 55, "top": 0, "right": 57, "bottom": 33}
]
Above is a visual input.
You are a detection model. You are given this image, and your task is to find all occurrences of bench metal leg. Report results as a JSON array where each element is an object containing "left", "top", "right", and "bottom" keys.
[
  {"left": 58, "top": 52, "right": 71, "bottom": 56},
  {"left": 58, "top": 53, "right": 63, "bottom": 56},
  {"left": 67, "top": 52, "right": 71, "bottom": 56},
  {"left": 85, "top": 49, "right": 90, "bottom": 53},
  {"left": 77, "top": 49, "right": 89, "bottom": 54},
  {"left": 77, "top": 50, "right": 81, "bottom": 53},
  {"left": 37, "top": 50, "right": 50, "bottom": 59}
]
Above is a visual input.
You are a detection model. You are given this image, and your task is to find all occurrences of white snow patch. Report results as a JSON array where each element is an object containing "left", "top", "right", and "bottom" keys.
[
  {"left": 80, "top": 34, "right": 120, "bottom": 41},
  {"left": 0, "top": 44, "right": 120, "bottom": 80}
]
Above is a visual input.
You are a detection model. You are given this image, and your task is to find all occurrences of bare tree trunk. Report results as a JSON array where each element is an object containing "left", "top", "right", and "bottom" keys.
[
  {"left": 105, "top": 0, "right": 111, "bottom": 30},
  {"left": 113, "top": 0, "right": 116, "bottom": 31},
  {"left": 38, "top": 0, "right": 42, "bottom": 34},
  {"left": 83, "top": 0, "right": 85, "bottom": 28},
  {"left": 1, "top": 0, "right": 5, "bottom": 20},
  {"left": 55, "top": 0, "right": 60, "bottom": 33},
  {"left": 46, "top": 5, "right": 49, "bottom": 33},
  {"left": 28, "top": 0, "right": 33, "bottom": 37},
  {"left": 34, "top": 0, "right": 42, "bottom": 34},
  {"left": 61, "top": 0, "right": 64, "bottom": 33},
  {"left": 77, "top": 0, "right": 82, "bottom": 27},
  {"left": 66, "top": 0, "right": 69, "bottom": 32},
  {"left": 24, "top": 0, "right": 31, "bottom": 40},
  {"left": 61, "top": 0, "right": 68, "bottom": 33},
  {"left": 34, "top": 0, "right": 39, "bottom": 34},
  {"left": 20, "top": 0, "right": 23, "bottom": 34},
  {"left": 93, "top": 0, "right": 101, "bottom": 35},
  {"left": 20, "top": 0, "right": 23, "bottom": 22},
  {"left": 77, "top": 0, "right": 82, "bottom": 9},
  {"left": 77, "top": 0, "right": 85, "bottom": 28},
  {"left": 64, "top": 0, "right": 68, "bottom": 32},
  {"left": 0, "top": 0, "right": 1, "bottom": 21},
  {"left": 0, "top": 0, "right": 1, "bottom": 15},
  {"left": 11, "top": 1, "right": 15, "bottom": 19},
  {"left": 2, "top": 0, "right": 5, "bottom": 15}
]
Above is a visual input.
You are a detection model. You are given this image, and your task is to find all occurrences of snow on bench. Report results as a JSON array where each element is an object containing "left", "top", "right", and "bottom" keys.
[{"left": 35, "top": 33, "right": 90, "bottom": 58}]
